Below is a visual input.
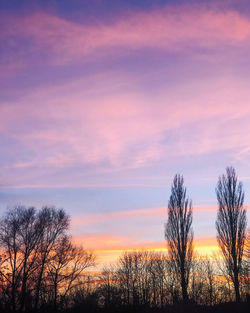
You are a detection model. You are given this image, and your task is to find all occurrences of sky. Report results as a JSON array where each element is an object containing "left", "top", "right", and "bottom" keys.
[{"left": 1, "top": 0, "right": 250, "bottom": 266}]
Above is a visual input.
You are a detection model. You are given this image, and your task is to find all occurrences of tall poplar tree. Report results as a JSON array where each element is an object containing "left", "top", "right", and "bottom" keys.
[
  {"left": 165, "top": 174, "right": 193, "bottom": 303},
  {"left": 215, "top": 167, "right": 247, "bottom": 302}
]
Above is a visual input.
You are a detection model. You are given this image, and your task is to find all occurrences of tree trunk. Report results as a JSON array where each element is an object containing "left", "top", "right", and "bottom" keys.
[
  {"left": 181, "top": 269, "right": 188, "bottom": 303},
  {"left": 234, "top": 271, "right": 241, "bottom": 302}
]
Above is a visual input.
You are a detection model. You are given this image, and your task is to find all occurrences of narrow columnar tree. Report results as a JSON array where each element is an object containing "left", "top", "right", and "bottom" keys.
[
  {"left": 165, "top": 174, "right": 193, "bottom": 303},
  {"left": 215, "top": 167, "right": 247, "bottom": 303}
]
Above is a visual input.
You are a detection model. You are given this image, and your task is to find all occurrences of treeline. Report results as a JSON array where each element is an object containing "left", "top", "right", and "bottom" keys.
[
  {"left": 0, "top": 166, "right": 249, "bottom": 313},
  {"left": 96, "top": 250, "right": 249, "bottom": 311}
]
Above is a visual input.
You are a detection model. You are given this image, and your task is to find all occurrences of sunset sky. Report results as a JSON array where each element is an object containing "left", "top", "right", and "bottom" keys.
[{"left": 1, "top": 0, "right": 250, "bottom": 266}]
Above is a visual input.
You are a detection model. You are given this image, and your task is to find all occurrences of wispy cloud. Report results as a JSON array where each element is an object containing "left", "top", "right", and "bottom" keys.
[
  {"left": 1, "top": 72, "right": 250, "bottom": 189},
  {"left": 1, "top": 4, "right": 250, "bottom": 65},
  {"left": 2, "top": 4, "right": 250, "bottom": 190},
  {"left": 71, "top": 206, "right": 221, "bottom": 228}
]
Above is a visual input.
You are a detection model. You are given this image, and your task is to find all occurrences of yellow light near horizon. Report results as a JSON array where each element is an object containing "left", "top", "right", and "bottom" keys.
[
  {"left": 194, "top": 237, "right": 220, "bottom": 258},
  {"left": 90, "top": 237, "right": 222, "bottom": 268}
]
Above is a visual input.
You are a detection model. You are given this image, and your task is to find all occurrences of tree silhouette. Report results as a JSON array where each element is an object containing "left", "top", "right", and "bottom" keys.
[
  {"left": 0, "top": 206, "right": 94, "bottom": 312},
  {"left": 34, "top": 206, "right": 70, "bottom": 310},
  {"left": 215, "top": 167, "right": 247, "bottom": 303},
  {"left": 165, "top": 174, "right": 193, "bottom": 303},
  {"left": 0, "top": 182, "right": 249, "bottom": 312}
]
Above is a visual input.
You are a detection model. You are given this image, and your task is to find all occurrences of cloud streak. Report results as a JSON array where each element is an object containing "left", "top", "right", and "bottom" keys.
[
  {"left": 71, "top": 205, "right": 222, "bottom": 228},
  {"left": 2, "top": 3, "right": 250, "bottom": 190},
  {"left": 1, "top": 4, "right": 250, "bottom": 65},
  {"left": 1, "top": 72, "right": 250, "bottom": 189}
]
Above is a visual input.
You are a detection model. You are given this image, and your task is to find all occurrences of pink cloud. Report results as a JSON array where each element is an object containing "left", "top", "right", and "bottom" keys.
[
  {"left": 73, "top": 233, "right": 129, "bottom": 250},
  {"left": 73, "top": 232, "right": 167, "bottom": 252},
  {"left": 2, "top": 3, "right": 250, "bottom": 188},
  {"left": 11, "top": 76, "right": 250, "bottom": 166},
  {"left": 1, "top": 71, "right": 250, "bottom": 189},
  {"left": 71, "top": 207, "right": 166, "bottom": 228},
  {"left": 71, "top": 205, "right": 231, "bottom": 229},
  {"left": 1, "top": 5, "right": 250, "bottom": 65}
]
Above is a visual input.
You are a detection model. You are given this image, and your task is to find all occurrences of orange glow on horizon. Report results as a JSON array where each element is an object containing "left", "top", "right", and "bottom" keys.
[{"left": 73, "top": 235, "right": 221, "bottom": 267}]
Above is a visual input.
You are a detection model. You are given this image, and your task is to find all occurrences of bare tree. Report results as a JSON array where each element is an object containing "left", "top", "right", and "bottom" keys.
[
  {"left": 98, "top": 265, "right": 120, "bottom": 309},
  {"left": 46, "top": 235, "right": 95, "bottom": 311},
  {"left": 241, "top": 228, "right": 250, "bottom": 299},
  {"left": 0, "top": 206, "right": 42, "bottom": 312},
  {"left": 215, "top": 166, "right": 247, "bottom": 302},
  {"left": 205, "top": 259, "right": 216, "bottom": 305},
  {"left": 165, "top": 174, "right": 193, "bottom": 303},
  {"left": 0, "top": 207, "right": 23, "bottom": 312},
  {"left": 0, "top": 205, "right": 94, "bottom": 312},
  {"left": 33, "top": 207, "right": 69, "bottom": 310}
]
